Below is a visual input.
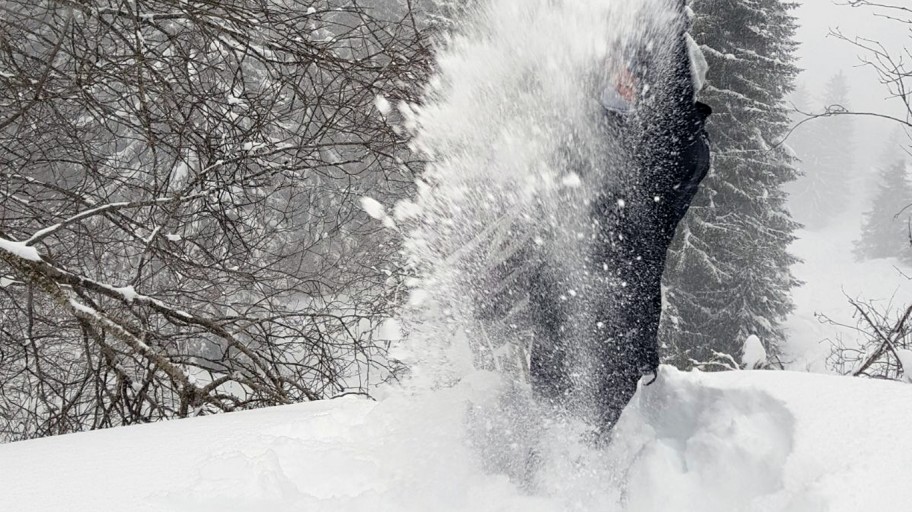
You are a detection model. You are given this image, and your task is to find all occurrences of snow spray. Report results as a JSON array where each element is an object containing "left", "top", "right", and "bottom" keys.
[
  {"left": 395, "top": 0, "right": 680, "bottom": 398},
  {"left": 373, "top": 0, "right": 688, "bottom": 492}
]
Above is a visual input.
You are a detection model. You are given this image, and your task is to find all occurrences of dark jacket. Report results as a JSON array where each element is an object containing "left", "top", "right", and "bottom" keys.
[
  {"left": 474, "top": 1, "right": 711, "bottom": 432},
  {"left": 530, "top": 3, "right": 712, "bottom": 429}
]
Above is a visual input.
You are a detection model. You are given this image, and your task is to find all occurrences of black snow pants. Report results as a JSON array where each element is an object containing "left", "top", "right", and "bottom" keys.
[{"left": 527, "top": 103, "right": 711, "bottom": 430}]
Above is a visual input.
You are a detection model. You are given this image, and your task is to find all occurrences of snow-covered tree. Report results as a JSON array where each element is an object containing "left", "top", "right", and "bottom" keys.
[
  {"left": 788, "top": 72, "right": 856, "bottom": 228},
  {"left": 0, "top": 0, "right": 430, "bottom": 441},
  {"left": 660, "top": 0, "right": 801, "bottom": 368},
  {"left": 854, "top": 160, "right": 912, "bottom": 262}
]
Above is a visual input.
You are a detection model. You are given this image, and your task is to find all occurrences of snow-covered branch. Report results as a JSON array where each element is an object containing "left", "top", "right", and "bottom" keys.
[
  {"left": 24, "top": 194, "right": 208, "bottom": 247},
  {"left": 826, "top": 296, "right": 912, "bottom": 382}
]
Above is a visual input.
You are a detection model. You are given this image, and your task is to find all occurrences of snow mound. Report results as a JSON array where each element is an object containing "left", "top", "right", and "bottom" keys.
[
  {"left": 610, "top": 368, "right": 795, "bottom": 510},
  {"left": 742, "top": 334, "right": 768, "bottom": 368},
  {"left": 3, "top": 368, "right": 911, "bottom": 511}
]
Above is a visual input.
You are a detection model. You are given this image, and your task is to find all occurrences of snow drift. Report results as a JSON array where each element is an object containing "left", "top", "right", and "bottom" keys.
[{"left": 3, "top": 367, "right": 910, "bottom": 511}]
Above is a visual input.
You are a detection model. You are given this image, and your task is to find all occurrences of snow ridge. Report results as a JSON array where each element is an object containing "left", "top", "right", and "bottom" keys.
[{"left": 9, "top": 368, "right": 912, "bottom": 511}]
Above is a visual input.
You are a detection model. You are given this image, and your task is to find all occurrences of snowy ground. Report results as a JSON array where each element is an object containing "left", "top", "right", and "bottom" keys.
[
  {"left": 785, "top": 200, "right": 912, "bottom": 372},
  {"left": 2, "top": 366, "right": 910, "bottom": 512},
  {"left": 2, "top": 0, "right": 906, "bottom": 509}
]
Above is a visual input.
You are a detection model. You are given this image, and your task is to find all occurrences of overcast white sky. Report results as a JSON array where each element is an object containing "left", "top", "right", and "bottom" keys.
[
  {"left": 797, "top": 0, "right": 912, "bottom": 132},
  {"left": 793, "top": 0, "right": 909, "bottom": 160}
]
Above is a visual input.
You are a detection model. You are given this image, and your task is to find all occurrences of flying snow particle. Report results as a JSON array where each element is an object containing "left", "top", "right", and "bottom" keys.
[
  {"left": 360, "top": 197, "right": 387, "bottom": 220},
  {"left": 393, "top": 200, "right": 422, "bottom": 221},
  {"left": 561, "top": 173, "right": 582, "bottom": 188},
  {"left": 375, "top": 95, "right": 392, "bottom": 116},
  {"left": 408, "top": 289, "right": 428, "bottom": 307}
]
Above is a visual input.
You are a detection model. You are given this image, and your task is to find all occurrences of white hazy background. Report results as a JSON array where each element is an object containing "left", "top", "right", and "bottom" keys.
[
  {"left": 795, "top": 0, "right": 908, "bottom": 151},
  {"left": 784, "top": 1, "right": 912, "bottom": 371}
]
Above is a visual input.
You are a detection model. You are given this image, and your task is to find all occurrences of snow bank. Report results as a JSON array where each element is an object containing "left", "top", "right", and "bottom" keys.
[{"left": 3, "top": 367, "right": 910, "bottom": 511}]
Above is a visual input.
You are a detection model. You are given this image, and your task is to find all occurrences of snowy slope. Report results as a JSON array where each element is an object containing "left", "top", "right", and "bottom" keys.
[
  {"left": 3, "top": 367, "right": 910, "bottom": 512},
  {"left": 785, "top": 203, "right": 912, "bottom": 372}
]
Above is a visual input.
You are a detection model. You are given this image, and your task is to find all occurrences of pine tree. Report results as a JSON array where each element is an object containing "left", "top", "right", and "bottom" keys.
[
  {"left": 788, "top": 72, "right": 855, "bottom": 228},
  {"left": 660, "top": 0, "right": 801, "bottom": 368},
  {"left": 855, "top": 160, "right": 912, "bottom": 263}
]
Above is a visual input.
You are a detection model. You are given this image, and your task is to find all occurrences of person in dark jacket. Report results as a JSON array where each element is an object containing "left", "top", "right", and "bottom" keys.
[
  {"left": 475, "top": 0, "right": 711, "bottom": 435},
  {"left": 527, "top": 0, "right": 712, "bottom": 432}
]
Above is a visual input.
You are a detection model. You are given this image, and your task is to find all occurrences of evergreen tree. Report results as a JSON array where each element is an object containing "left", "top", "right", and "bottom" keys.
[
  {"left": 855, "top": 160, "right": 912, "bottom": 263},
  {"left": 788, "top": 72, "right": 856, "bottom": 228},
  {"left": 660, "top": 0, "right": 801, "bottom": 368}
]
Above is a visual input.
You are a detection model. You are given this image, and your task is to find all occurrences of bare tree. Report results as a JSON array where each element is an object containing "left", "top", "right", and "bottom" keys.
[
  {"left": 788, "top": 2, "right": 912, "bottom": 383},
  {"left": 826, "top": 297, "right": 912, "bottom": 381},
  {"left": 0, "top": 0, "right": 431, "bottom": 441},
  {"left": 785, "top": 1, "right": 912, "bottom": 133}
]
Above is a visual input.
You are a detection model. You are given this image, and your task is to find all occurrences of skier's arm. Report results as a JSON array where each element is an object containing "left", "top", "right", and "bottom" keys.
[{"left": 661, "top": 4, "right": 712, "bottom": 230}]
